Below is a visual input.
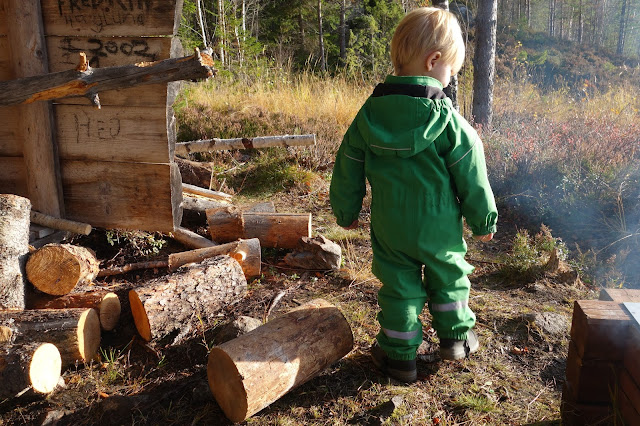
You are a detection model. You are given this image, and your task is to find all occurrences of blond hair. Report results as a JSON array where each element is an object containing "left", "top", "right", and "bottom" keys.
[{"left": 391, "top": 7, "right": 465, "bottom": 75}]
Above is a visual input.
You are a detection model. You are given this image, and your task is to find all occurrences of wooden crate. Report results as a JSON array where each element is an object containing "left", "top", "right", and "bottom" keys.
[
  {"left": 565, "top": 340, "right": 619, "bottom": 403},
  {"left": 570, "top": 300, "right": 631, "bottom": 361},
  {"left": 599, "top": 288, "right": 640, "bottom": 303}
]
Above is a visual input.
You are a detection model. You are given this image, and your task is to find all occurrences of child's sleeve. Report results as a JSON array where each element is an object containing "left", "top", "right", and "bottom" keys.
[
  {"left": 440, "top": 111, "right": 498, "bottom": 236},
  {"left": 329, "top": 123, "right": 366, "bottom": 228}
]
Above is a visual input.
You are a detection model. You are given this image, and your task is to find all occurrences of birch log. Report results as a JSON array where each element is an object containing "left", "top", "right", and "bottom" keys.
[
  {"left": 0, "top": 194, "right": 31, "bottom": 310},
  {"left": 0, "top": 342, "right": 62, "bottom": 399},
  {"left": 207, "top": 299, "right": 353, "bottom": 422},
  {"left": 26, "top": 244, "right": 99, "bottom": 296},
  {"left": 27, "top": 291, "right": 121, "bottom": 331},
  {"left": 176, "top": 134, "right": 316, "bottom": 155},
  {"left": 129, "top": 256, "right": 246, "bottom": 343},
  {"left": 0, "top": 308, "right": 101, "bottom": 366}
]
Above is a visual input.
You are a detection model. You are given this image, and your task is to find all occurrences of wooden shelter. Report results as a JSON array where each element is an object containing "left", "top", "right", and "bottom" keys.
[{"left": 0, "top": 0, "right": 185, "bottom": 232}]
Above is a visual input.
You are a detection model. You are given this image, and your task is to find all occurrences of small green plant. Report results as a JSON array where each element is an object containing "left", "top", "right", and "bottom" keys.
[
  {"left": 100, "top": 347, "right": 124, "bottom": 384},
  {"left": 105, "top": 230, "right": 167, "bottom": 258},
  {"left": 503, "top": 225, "right": 568, "bottom": 280},
  {"left": 453, "top": 394, "right": 496, "bottom": 413}
]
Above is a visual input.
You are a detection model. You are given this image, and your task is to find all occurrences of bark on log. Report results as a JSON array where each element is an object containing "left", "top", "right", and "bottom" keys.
[
  {"left": 129, "top": 256, "right": 247, "bottom": 343},
  {"left": 172, "top": 226, "right": 218, "bottom": 248},
  {"left": 182, "top": 183, "right": 233, "bottom": 201},
  {"left": 175, "top": 157, "right": 215, "bottom": 189},
  {"left": 0, "top": 194, "right": 31, "bottom": 310},
  {"left": 168, "top": 238, "right": 261, "bottom": 278},
  {"left": 97, "top": 260, "right": 169, "bottom": 278},
  {"left": 176, "top": 134, "right": 316, "bottom": 156},
  {"left": 27, "top": 291, "right": 121, "bottom": 332},
  {"left": 207, "top": 299, "right": 353, "bottom": 422},
  {"left": 30, "top": 211, "right": 92, "bottom": 235},
  {"left": 26, "top": 244, "right": 99, "bottom": 296},
  {"left": 0, "top": 342, "right": 62, "bottom": 399},
  {"left": 207, "top": 206, "right": 312, "bottom": 249},
  {"left": 0, "top": 49, "right": 216, "bottom": 107},
  {"left": 0, "top": 308, "right": 101, "bottom": 366},
  {"left": 182, "top": 193, "right": 230, "bottom": 212}
]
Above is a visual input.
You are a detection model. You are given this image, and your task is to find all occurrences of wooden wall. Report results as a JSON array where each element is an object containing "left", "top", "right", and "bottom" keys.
[{"left": 0, "top": 0, "right": 184, "bottom": 232}]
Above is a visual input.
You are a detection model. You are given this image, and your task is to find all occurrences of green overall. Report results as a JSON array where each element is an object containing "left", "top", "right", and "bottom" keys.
[{"left": 330, "top": 75, "right": 498, "bottom": 361}]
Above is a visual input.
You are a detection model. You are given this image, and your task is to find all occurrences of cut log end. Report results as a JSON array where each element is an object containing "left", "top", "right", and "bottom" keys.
[
  {"left": 128, "top": 290, "right": 152, "bottom": 341},
  {"left": 30, "top": 343, "right": 62, "bottom": 394},
  {"left": 78, "top": 308, "right": 101, "bottom": 361},
  {"left": 207, "top": 348, "right": 249, "bottom": 423},
  {"left": 99, "top": 293, "right": 122, "bottom": 331}
]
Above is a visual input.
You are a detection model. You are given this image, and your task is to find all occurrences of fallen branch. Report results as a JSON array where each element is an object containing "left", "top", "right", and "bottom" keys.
[
  {"left": 182, "top": 183, "right": 233, "bottom": 201},
  {"left": 30, "top": 210, "right": 92, "bottom": 235},
  {"left": 175, "top": 134, "right": 316, "bottom": 155},
  {"left": 0, "top": 49, "right": 216, "bottom": 107}
]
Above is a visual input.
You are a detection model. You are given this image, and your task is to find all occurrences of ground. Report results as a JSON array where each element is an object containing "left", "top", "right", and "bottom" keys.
[{"left": 0, "top": 184, "right": 601, "bottom": 426}]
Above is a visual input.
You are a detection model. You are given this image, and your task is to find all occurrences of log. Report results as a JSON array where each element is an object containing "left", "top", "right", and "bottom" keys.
[
  {"left": 0, "top": 49, "right": 216, "bottom": 107},
  {"left": 0, "top": 194, "right": 31, "bottom": 310},
  {"left": 207, "top": 299, "right": 353, "bottom": 422},
  {"left": 172, "top": 226, "right": 218, "bottom": 249},
  {"left": 0, "top": 308, "right": 101, "bottom": 366},
  {"left": 182, "top": 183, "right": 233, "bottom": 201},
  {"left": 97, "top": 260, "right": 169, "bottom": 278},
  {"left": 168, "top": 238, "right": 261, "bottom": 278},
  {"left": 0, "top": 342, "right": 62, "bottom": 399},
  {"left": 182, "top": 194, "right": 230, "bottom": 212},
  {"left": 129, "top": 256, "right": 247, "bottom": 343},
  {"left": 176, "top": 134, "right": 316, "bottom": 156},
  {"left": 207, "top": 206, "right": 312, "bottom": 249},
  {"left": 26, "top": 244, "right": 99, "bottom": 296},
  {"left": 175, "top": 157, "right": 215, "bottom": 189},
  {"left": 30, "top": 210, "right": 92, "bottom": 235},
  {"left": 27, "top": 291, "right": 121, "bottom": 332}
]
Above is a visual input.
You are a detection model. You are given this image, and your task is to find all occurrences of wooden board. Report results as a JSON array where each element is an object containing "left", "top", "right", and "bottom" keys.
[
  {"left": 55, "top": 105, "right": 170, "bottom": 163},
  {"left": 624, "top": 324, "right": 640, "bottom": 388},
  {"left": 618, "top": 378, "right": 640, "bottom": 426},
  {"left": 564, "top": 340, "right": 618, "bottom": 403},
  {"left": 0, "top": 108, "right": 21, "bottom": 156},
  {"left": 0, "top": 36, "right": 11, "bottom": 80},
  {"left": 561, "top": 383, "right": 613, "bottom": 426},
  {"left": 0, "top": 1, "right": 6, "bottom": 36},
  {"left": 42, "top": 0, "right": 183, "bottom": 37},
  {"left": 0, "top": 157, "right": 28, "bottom": 196},
  {"left": 620, "top": 368, "right": 640, "bottom": 417},
  {"left": 61, "top": 160, "right": 181, "bottom": 232},
  {"left": 570, "top": 300, "right": 631, "bottom": 361},
  {"left": 599, "top": 288, "right": 640, "bottom": 302}
]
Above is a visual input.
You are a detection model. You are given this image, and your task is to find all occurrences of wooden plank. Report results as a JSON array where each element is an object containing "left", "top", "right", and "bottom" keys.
[
  {"left": 46, "top": 36, "right": 172, "bottom": 71},
  {"left": 618, "top": 380, "right": 640, "bottom": 426},
  {"left": 0, "top": 157, "right": 28, "bottom": 196},
  {"left": 624, "top": 324, "right": 640, "bottom": 388},
  {"left": 0, "top": 36, "right": 11, "bottom": 80},
  {"left": 0, "top": 1, "right": 6, "bottom": 36},
  {"left": 7, "top": 0, "right": 64, "bottom": 217},
  {"left": 55, "top": 105, "right": 170, "bottom": 163},
  {"left": 620, "top": 368, "right": 640, "bottom": 416},
  {"left": 53, "top": 84, "right": 168, "bottom": 107},
  {"left": 570, "top": 300, "right": 631, "bottom": 361},
  {"left": 42, "top": 0, "right": 184, "bottom": 37},
  {"left": 599, "top": 288, "right": 640, "bottom": 302},
  {"left": 564, "top": 340, "right": 619, "bottom": 403},
  {"left": 0, "top": 108, "right": 21, "bottom": 156},
  {"left": 561, "top": 383, "right": 612, "bottom": 426},
  {"left": 61, "top": 160, "right": 181, "bottom": 232}
]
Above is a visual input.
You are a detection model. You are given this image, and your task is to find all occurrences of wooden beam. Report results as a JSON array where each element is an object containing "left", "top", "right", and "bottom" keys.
[
  {"left": 0, "top": 50, "right": 215, "bottom": 107},
  {"left": 176, "top": 134, "right": 316, "bottom": 156},
  {"left": 7, "top": 0, "right": 64, "bottom": 217}
]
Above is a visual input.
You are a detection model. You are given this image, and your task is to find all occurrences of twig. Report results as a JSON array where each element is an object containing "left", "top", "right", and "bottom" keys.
[
  {"left": 525, "top": 387, "right": 545, "bottom": 423},
  {"left": 263, "top": 290, "right": 287, "bottom": 323}
]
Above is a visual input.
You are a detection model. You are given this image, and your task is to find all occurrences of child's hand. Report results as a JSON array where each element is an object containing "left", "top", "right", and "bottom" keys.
[
  {"left": 342, "top": 220, "right": 359, "bottom": 230},
  {"left": 474, "top": 233, "right": 494, "bottom": 242}
]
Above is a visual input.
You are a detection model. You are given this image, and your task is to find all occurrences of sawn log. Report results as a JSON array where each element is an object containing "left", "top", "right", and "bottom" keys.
[
  {"left": 0, "top": 342, "right": 62, "bottom": 399},
  {"left": 168, "top": 238, "right": 261, "bottom": 278},
  {"left": 0, "top": 194, "right": 31, "bottom": 310}
]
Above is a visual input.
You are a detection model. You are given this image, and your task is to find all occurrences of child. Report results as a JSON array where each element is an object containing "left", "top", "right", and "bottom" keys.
[{"left": 329, "top": 7, "right": 498, "bottom": 383}]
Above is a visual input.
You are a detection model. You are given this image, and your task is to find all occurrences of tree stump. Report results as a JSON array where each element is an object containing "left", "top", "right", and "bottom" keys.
[
  {"left": 0, "top": 342, "right": 62, "bottom": 399},
  {"left": 0, "top": 308, "right": 101, "bottom": 366},
  {"left": 129, "top": 255, "right": 247, "bottom": 343},
  {"left": 26, "top": 244, "right": 100, "bottom": 296},
  {"left": 207, "top": 206, "right": 312, "bottom": 249},
  {"left": 0, "top": 194, "right": 31, "bottom": 310},
  {"left": 27, "top": 290, "right": 121, "bottom": 331},
  {"left": 207, "top": 299, "right": 354, "bottom": 422},
  {"left": 168, "top": 238, "right": 261, "bottom": 278}
]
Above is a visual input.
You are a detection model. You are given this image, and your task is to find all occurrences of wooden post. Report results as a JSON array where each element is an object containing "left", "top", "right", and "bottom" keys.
[
  {"left": 0, "top": 308, "right": 101, "bottom": 366},
  {"left": 0, "top": 194, "right": 31, "bottom": 310},
  {"left": 129, "top": 256, "right": 247, "bottom": 343},
  {"left": 168, "top": 238, "right": 261, "bottom": 278},
  {"left": 26, "top": 244, "right": 100, "bottom": 296},
  {"left": 6, "top": 0, "right": 63, "bottom": 217},
  {"left": 0, "top": 342, "right": 62, "bottom": 399},
  {"left": 207, "top": 299, "right": 353, "bottom": 422}
]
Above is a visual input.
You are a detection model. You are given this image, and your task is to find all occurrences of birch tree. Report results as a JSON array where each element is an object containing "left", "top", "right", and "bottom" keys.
[{"left": 473, "top": 0, "right": 498, "bottom": 127}]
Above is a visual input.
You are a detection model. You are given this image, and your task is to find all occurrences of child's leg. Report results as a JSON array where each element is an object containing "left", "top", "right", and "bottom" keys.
[{"left": 371, "top": 232, "right": 427, "bottom": 361}]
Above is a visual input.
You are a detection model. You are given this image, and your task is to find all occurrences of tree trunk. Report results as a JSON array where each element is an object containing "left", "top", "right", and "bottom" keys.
[
  {"left": 27, "top": 290, "right": 121, "bottom": 332},
  {"left": 168, "top": 238, "right": 261, "bottom": 278},
  {"left": 196, "top": 0, "right": 209, "bottom": 48},
  {"left": 577, "top": 0, "right": 583, "bottom": 43},
  {"left": 472, "top": 0, "right": 498, "bottom": 128},
  {"left": 207, "top": 206, "right": 312, "bottom": 248},
  {"left": 0, "top": 308, "right": 101, "bottom": 366},
  {"left": 317, "top": 0, "right": 326, "bottom": 72},
  {"left": 207, "top": 299, "right": 353, "bottom": 423},
  {"left": 128, "top": 256, "right": 247, "bottom": 343},
  {"left": 618, "top": 0, "right": 629, "bottom": 54},
  {"left": 218, "top": 0, "right": 227, "bottom": 66},
  {"left": 26, "top": 244, "right": 99, "bottom": 296},
  {"left": 0, "top": 194, "right": 31, "bottom": 310},
  {"left": 339, "top": 0, "right": 347, "bottom": 66},
  {"left": 0, "top": 342, "right": 61, "bottom": 399},
  {"left": 432, "top": 0, "right": 459, "bottom": 109},
  {"left": 549, "top": 0, "right": 556, "bottom": 36}
]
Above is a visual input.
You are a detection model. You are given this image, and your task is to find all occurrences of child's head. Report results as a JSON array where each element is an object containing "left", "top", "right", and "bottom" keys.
[{"left": 390, "top": 7, "right": 465, "bottom": 77}]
